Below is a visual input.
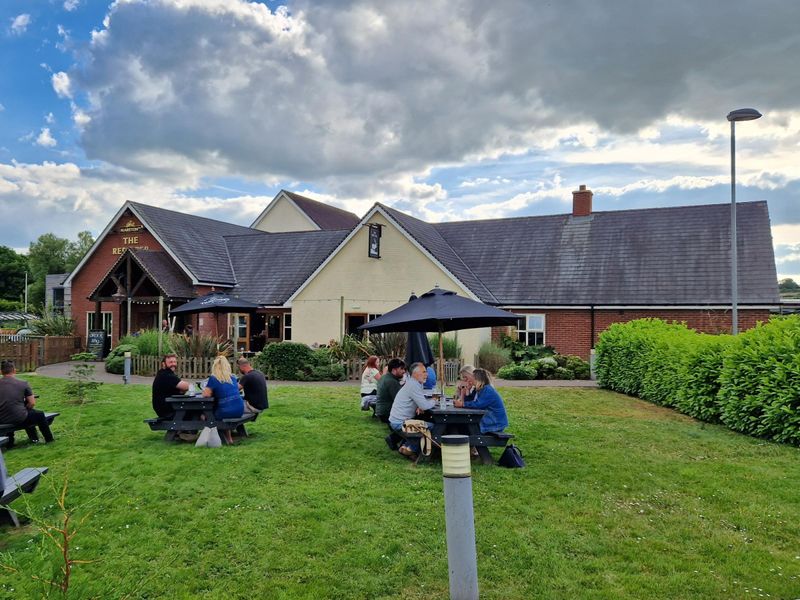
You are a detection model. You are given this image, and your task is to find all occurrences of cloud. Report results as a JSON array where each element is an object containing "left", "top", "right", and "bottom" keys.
[
  {"left": 45, "top": 112, "right": 55, "bottom": 124},
  {"left": 64, "top": 0, "right": 81, "bottom": 11},
  {"left": 36, "top": 128, "right": 57, "bottom": 147},
  {"left": 52, "top": 72, "right": 72, "bottom": 99},
  {"left": 0, "top": 103, "right": 4, "bottom": 112},
  {"left": 64, "top": 0, "right": 800, "bottom": 186},
  {"left": 10, "top": 14, "right": 31, "bottom": 35}
]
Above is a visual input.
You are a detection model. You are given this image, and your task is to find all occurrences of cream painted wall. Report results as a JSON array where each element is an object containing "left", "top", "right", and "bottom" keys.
[
  {"left": 252, "top": 196, "right": 318, "bottom": 232},
  {"left": 291, "top": 212, "right": 490, "bottom": 362}
]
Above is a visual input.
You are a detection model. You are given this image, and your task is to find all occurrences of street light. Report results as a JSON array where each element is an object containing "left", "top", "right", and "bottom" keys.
[{"left": 726, "top": 108, "right": 762, "bottom": 335}]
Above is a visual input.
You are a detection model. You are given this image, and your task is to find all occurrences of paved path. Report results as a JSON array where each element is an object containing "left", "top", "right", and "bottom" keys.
[{"left": 35, "top": 361, "right": 598, "bottom": 388}]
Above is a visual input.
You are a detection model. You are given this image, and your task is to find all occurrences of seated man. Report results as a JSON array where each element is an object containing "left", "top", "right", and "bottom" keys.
[
  {"left": 376, "top": 358, "right": 406, "bottom": 450},
  {"left": 0, "top": 360, "right": 54, "bottom": 445},
  {"left": 388, "top": 362, "right": 436, "bottom": 459},
  {"left": 152, "top": 353, "right": 189, "bottom": 418},
  {"left": 423, "top": 364, "right": 437, "bottom": 390},
  {"left": 237, "top": 357, "right": 268, "bottom": 414}
]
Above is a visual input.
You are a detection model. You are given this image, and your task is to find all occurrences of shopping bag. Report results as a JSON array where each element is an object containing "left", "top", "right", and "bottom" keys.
[{"left": 498, "top": 444, "right": 526, "bottom": 468}]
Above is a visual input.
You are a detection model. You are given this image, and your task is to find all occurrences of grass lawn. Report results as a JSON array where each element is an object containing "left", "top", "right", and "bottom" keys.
[{"left": 1, "top": 376, "right": 799, "bottom": 599}]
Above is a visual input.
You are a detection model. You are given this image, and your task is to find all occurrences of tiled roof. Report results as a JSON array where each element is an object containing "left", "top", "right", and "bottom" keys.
[
  {"left": 224, "top": 229, "right": 350, "bottom": 305},
  {"left": 129, "top": 201, "right": 259, "bottom": 285},
  {"left": 434, "top": 201, "right": 779, "bottom": 305},
  {"left": 283, "top": 191, "right": 360, "bottom": 231},
  {"left": 130, "top": 250, "right": 196, "bottom": 299},
  {"left": 379, "top": 204, "right": 497, "bottom": 303}
]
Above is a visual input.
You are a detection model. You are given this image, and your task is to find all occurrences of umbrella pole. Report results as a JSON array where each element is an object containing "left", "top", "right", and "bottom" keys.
[{"left": 438, "top": 327, "right": 444, "bottom": 395}]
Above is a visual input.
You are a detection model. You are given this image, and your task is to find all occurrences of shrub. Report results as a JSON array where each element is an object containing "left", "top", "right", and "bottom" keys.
[
  {"left": 104, "top": 343, "right": 139, "bottom": 374},
  {"left": 255, "top": 342, "right": 314, "bottom": 380},
  {"left": 295, "top": 348, "right": 347, "bottom": 381},
  {"left": 564, "top": 355, "right": 591, "bottom": 380},
  {"left": 171, "top": 333, "right": 231, "bottom": 359},
  {"left": 476, "top": 342, "right": 511, "bottom": 373},
  {"left": 553, "top": 367, "right": 573, "bottom": 380},
  {"left": 496, "top": 363, "right": 538, "bottom": 380},
  {"left": 718, "top": 316, "right": 800, "bottom": 444},
  {"left": 369, "top": 332, "right": 406, "bottom": 359},
  {"left": 500, "top": 334, "right": 555, "bottom": 363},
  {"left": 327, "top": 334, "right": 373, "bottom": 361},
  {"left": 535, "top": 356, "right": 558, "bottom": 379},
  {"left": 120, "top": 329, "right": 171, "bottom": 356},
  {"left": 674, "top": 335, "right": 732, "bottom": 422},
  {"left": 28, "top": 313, "right": 76, "bottom": 336},
  {"left": 428, "top": 334, "right": 462, "bottom": 359}
]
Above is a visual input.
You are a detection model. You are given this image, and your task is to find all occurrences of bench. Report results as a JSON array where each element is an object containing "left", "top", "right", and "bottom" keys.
[
  {"left": 471, "top": 431, "right": 514, "bottom": 448},
  {"left": 144, "top": 412, "right": 258, "bottom": 443},
  {"left": 0, "top": 412, "right": 60, "bottom": 447},
  {"left": 0, "top": 449, "right": 49, "bottom": 527}
]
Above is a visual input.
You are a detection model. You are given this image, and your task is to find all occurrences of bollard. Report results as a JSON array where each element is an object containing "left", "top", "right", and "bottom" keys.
[
  {"left": 123, "top": 351, "right": 131, "bottom": 385},
  {"left": 441, "top": 434, "right": 479, "bottom": 600}
]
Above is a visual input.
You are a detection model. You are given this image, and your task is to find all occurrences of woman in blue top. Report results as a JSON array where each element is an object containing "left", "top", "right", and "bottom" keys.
[
  {"left": 457, "top": 368, "right": 508, "bottom": 433},
  {"left": 203, "top": 355, "right": 244, "bottom": 444}
]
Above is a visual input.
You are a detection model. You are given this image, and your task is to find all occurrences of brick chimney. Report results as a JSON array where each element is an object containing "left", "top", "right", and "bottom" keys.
[{"left": 572, "top": 184, "right": 593, "bottom": 217}]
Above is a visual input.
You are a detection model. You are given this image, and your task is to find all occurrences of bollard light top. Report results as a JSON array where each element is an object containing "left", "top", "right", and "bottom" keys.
[{"left": 441, "top": 434, "right": 469, "bottom": 446}]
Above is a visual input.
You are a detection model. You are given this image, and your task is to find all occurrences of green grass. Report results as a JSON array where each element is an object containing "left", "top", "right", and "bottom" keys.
[{"left": 1, "top": 378, "right": 799, "bottom": 599}]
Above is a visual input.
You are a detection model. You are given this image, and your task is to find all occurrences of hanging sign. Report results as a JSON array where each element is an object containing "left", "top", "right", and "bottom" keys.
[{"left": 368, "top": 224, "right": 382, "bottom": 258}]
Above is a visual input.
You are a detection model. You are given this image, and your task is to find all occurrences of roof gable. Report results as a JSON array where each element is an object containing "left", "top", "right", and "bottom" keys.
[{"left": 283, "top": 191, "right": 360, "bottom": 230}]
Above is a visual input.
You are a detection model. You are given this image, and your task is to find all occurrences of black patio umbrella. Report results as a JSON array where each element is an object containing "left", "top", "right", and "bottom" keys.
[
  {"left": 170, "top": 291, "right": 261, "bottom": 336},
  {"left": 359, "top": 288, "right": 520, "bottom": 389},
  {"left": 404, "top": 295, "right": 435, "bottom": 369}
]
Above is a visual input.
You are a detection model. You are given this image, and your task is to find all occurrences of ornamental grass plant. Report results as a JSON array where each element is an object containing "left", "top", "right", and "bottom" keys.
[{"left": 1, "top": 378, "right": 799, "bottom": 598}]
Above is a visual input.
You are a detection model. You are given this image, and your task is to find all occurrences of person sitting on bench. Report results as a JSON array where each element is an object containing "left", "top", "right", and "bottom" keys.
[
  {"left": 388, "top": 362, "right": 436, "bottom": 459},
  {"left": 454, "top": 368, "right": 508, "bottom": 434},
  {"left": 0, "top": 360, "right": 54, "bottom": 444},
  {"left": 203, "top": 356, "right": 244, "bottom": 445},
  {"left": 152, "top": 353, "right": 190, "bottom": 419},
  {"left": 237, "top": 357, "right": 268, "bottom": 414}
]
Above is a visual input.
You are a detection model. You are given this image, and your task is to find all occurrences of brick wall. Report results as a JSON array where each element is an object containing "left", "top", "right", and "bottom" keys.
[
  {"left": 70, "top": 210, "right": 164, "bottom": 347},
  {"left": 509, "top": 308, "right": 772, "bottom": 360}
]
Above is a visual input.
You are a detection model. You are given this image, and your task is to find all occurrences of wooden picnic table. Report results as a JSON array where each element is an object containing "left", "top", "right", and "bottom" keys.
[
  {"left": 144, "top": 394, "right": 257, "bottom": 444},
  {"left": 420, "top": 406, "right": 496, "bottom": 465}
]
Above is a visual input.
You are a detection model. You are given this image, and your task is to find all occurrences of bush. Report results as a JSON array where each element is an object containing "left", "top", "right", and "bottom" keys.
[
  {"left": 370, "top": 332, "right": 406, "bottom": 359},
  {"left": 104, "top": 343, "right": 139, "bottom": 374},
  {"left": 718, "top": 316, "right": 800, "bottom": 445},
  {"left": 327, "top": 334, "right": 373, "bottom": 361},
  {"left": 476, "top": 342, "right": 511, "bottom": 373},
  {"left": 496, "top": 363, "right": 538, "bottom": 380},
  {"left": 120, "top": 329, "right": 171, "bottom": 356},
  {"left": 535, "top": 356, "right": 558, "bottom": 379},
  {"left": 564, "top": 355, "right": 591, "bottom": 380},
  {"left": 171, "top": 333, "right": 231, "bottom": 359},
  {"left": 674, "top": 335, "right": 732, "bottom": 422},
  {"left": 500, "top": 334, "right": 555, "bottom": 363},
  {"left": 295, "top": 348, "right": 347, "bottom": 381},
  {"left": 255, "top": 342, "right": 314, "bottom": 380},
  {"left": 28, "top": 313, "right": 76, "bottom": 336},
  {"left": 428, "top": 334, "right": 462, "bottom": 360}
]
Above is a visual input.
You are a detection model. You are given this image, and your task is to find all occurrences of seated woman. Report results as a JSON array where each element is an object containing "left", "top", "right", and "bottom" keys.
[
  {"left": 455, "top": 368, "right": 508, "bottom": 434},
  {"left": 202, "top": 355, "right": 244, "bottom": 444},
  {"left": 360, "top": 355, "right": 382, "bottom": 397},
  {"left": 456, "top": 364, "right": 476, "bottom": 404}
]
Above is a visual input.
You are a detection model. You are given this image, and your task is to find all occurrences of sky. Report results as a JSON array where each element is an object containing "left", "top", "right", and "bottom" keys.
[{"left": 0, "top": 0, "right": 798, "bottom": 282}]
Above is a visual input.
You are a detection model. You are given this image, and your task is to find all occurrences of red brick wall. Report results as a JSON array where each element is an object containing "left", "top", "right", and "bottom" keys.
[
  {"left": 70, "top": 210, "right": 164, "bottom": 347},
  {"left": 509, "top": 308, "right": 771, "bottom": 360}
]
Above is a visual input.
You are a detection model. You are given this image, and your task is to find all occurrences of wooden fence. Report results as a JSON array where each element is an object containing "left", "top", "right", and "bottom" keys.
[
  {"left": 0, "top": 336, "right": 80, "bottom": 372},
  {"left": 132, "top": 355, "right": 221, "bottom": 379},
  {"left": 342, "top": 357, "right": 462, "bottom": 383}
]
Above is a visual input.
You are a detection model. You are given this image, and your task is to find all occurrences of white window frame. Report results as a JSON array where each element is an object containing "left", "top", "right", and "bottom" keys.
[
  {"left": 86, "top": 311, "right": 113, "bottom": 339},
  {"left": 517, "top": 314, "right": 545, "bottom": 346},
  {"left": 283, "top": 313, "right": 292, "bottom": 341}
]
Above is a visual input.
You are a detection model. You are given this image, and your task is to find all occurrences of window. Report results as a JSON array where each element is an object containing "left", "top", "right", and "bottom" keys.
[
  {"left": 368, "top": 313, "right": 382, "bottom": 322},
  {"left": 86, "top": 311, "right": 113, "bottom": 338},
  {"left": 267, "top": 314, "right": 281, "bottom": 339},
  {"left": 229, "top": 315, "right": 247, "bottom": 340},
  {"left": 283, "top": 313, "right": 292, "bottom": 341},
  {"left": 517, "top": 314, "right": 545, "bottom": 346}
]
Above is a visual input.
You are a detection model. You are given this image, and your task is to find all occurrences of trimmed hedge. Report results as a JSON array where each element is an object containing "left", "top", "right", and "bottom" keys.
[
  {"left": 254, "top": 342, "right": 314, "bottom": 380},
  {"left": 596, "top": 316, "right": 800, "bottom": 446}
]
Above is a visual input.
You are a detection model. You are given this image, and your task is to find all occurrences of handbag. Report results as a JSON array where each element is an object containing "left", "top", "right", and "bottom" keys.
[
  {"left": 195, "top": 426, "right": 223, "bottom": 448},
  {"left": 498, "top": 444, "right": 525, "bottom": 468}
]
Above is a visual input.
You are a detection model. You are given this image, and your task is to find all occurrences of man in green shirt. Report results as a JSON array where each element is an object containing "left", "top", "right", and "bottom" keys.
[{"left": 375, "top": 358, "right": 406, "bottom": 451}]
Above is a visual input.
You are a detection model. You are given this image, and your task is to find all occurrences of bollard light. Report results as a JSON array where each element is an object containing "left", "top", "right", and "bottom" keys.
[
  {"left": 123, "top": 351, "right": 131, "bottom": 385},
  {"left": 441, "top": 434, "right": 479, "bottom": 600},
  {"left": 441, "top": 434, "right": 471, "bottom": 477}
]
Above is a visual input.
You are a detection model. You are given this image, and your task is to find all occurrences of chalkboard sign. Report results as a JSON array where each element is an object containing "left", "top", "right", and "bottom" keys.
[{"left": 87, "top": 329, "right": 108, "bottom": 360}]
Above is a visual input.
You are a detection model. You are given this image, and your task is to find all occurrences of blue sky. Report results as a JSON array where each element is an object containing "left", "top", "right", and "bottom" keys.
[{"left": 1, "top": 0, "right": 798, "bottom": 281}]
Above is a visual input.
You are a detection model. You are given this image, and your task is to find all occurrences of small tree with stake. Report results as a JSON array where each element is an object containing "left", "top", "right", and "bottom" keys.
[{"left": 64, "top": 352, "right": 102, "bottom": 404}]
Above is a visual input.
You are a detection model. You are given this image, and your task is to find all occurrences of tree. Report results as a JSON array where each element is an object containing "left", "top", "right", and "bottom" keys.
[
  {"left": 778, "top": 278, "right": 800, "bottom": 293},
  {"left": 0, "top": 246, "right": 28, "bottom": 301},
  {"left": 27, "top": 231, "right": 95, "bottom": 309}
]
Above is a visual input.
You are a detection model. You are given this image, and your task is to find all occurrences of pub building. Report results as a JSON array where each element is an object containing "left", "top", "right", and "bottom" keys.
[{"left": 64, "top": 187, "right": 780, "bottom": 361}]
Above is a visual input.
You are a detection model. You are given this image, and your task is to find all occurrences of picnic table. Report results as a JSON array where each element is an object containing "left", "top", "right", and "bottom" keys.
[
  {"left": 0, "top": 412, "right": 60, "bottom": 448},
  {"left": 144, "top": 394, "right": 257, "bottom": 444},
  {"left": 1, "top": 440, "right": 48, "bottom": 527}
]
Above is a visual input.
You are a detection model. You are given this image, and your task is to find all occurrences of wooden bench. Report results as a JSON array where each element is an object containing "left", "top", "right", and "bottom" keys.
[
  {"left": 470, "top": 431, "right": 514, "bottom": 448},
  {"left": 0, "top": 449, "right": 48, "bottom": 527},
  {"left": 0, "top": 412, "right": 60, "bottom": 447}
]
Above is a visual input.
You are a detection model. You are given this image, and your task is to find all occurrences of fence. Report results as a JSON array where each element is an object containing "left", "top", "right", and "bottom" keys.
[
  {"left": 132, "top": 355, "right": 221, "bottom": 379},
  {"left": 342, "top": 357, "right": 462, "bottom": 383},
  {"left": 0, "top": 336, "right": 80, "bottom": 372}
]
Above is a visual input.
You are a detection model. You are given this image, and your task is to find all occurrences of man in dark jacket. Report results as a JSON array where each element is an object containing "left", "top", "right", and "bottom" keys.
[
  {"left": 375, "top": 358, "right": 406, "bottom": 451},
  {"left": 0, "top": 360, "right": 54, "bottom": 445},
  {"left": 237, "top": 357, "right": 268, "bottom": 413},
  {"left": 151, "top": 354, "right": 189, "bottom": 418}
]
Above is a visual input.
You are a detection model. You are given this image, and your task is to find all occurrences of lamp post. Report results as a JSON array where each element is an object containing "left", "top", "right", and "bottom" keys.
[
  {"left": 726, "top": 108, "right": 762, "bottom": 335},
  {"left": 441, "top": 434, "right": 479, "bottom": 600}
]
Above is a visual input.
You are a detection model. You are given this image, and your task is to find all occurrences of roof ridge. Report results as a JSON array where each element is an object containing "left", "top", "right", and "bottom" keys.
[
  {"left": 128, "top": 201, "right": 254, "bottom": 232},
  {"left": 380, "top": 204, "right": 498, "bottom": 303}
]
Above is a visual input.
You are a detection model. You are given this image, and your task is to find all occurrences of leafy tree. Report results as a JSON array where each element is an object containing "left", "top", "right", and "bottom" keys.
[
  {"left": 778, "top": 278, "right": 800, "bottom": 293},
  {"left": 27, "top": 231, "right": 95, "bottom": 308},
  {"left": 0, "top": 246, "right": 28, "bottom": 301}
]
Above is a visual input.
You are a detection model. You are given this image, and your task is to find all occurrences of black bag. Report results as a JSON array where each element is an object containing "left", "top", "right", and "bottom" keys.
[{"left": 498, "top": 444, "right": 525, "bottom": 468}]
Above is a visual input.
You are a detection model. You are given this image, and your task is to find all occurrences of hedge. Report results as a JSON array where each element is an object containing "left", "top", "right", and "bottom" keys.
[
  {"left": 595, "top": 316, "right": 800, "bottom": 446},
  {"left": 254, "top": 342, "right": 314, "bottom": 380}
]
